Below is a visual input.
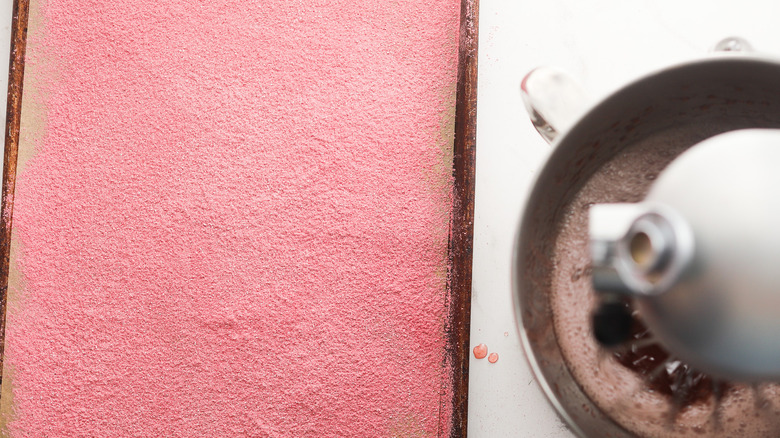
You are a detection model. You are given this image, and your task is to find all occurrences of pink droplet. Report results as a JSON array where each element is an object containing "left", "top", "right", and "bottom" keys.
[
  {"left": 503, "top": 331, "right": 509, "bottom": 337},
  {"left": 473, "top": 343, "right": 488, "bottom": 359},
  {"left": 488, "top": 352, "right": 499, "bottom": 363}
]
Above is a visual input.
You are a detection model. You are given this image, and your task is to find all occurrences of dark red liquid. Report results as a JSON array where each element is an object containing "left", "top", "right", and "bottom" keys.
[{"left": 612, "top": 314, "right": 728, "bottom": 408}]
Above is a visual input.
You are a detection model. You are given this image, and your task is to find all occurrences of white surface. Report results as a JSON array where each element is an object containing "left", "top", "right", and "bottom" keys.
[
  {"left": 1, "top": 0, "right": 11, "bottom": 162},
  {"left": 469, "top": 0, "right": 780, "bottom": 436}
]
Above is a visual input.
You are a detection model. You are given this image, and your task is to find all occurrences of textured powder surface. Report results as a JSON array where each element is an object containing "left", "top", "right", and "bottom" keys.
[{"left": 3, "top": 0, "right": 459, "bottom": 436}]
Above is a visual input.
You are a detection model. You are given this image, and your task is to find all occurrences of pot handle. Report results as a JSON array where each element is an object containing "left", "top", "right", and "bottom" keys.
[
  {"left": 520, "top": 67, "right": 589, "bottom": 144},
  {"left": 711, "top": 36, "right": 753, "bottom": 53},
  {"left": 521, "top": 38, "right": 752, "bottom": 144}
]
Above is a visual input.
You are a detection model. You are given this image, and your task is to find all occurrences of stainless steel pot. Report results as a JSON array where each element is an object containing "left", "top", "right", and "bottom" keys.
[{"left": 513, "top": 39, "right": 780, "bottom": 437}]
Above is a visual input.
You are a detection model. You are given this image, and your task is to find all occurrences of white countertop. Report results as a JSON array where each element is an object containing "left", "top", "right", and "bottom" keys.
[{"left": 1, "top": 1, "right": 11, "bottom": 142}]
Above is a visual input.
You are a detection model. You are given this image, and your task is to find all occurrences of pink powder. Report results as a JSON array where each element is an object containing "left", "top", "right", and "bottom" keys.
[{"left": 6, "top": 0, "right": 459, "bottom": 436}]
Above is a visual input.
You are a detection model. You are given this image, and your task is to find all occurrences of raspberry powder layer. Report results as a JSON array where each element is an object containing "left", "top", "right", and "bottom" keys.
[{"left": 4, "top": 0, "right": 459, "bottom": 436}]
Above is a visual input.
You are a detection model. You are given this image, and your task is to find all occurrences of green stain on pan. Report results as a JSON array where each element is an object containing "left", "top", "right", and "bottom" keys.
[
  {"left": 1, "top": 0, "right": 54, "bottom": 427},
  {"left": 388, "top": 413, "right": 428, "bottom": 438}
]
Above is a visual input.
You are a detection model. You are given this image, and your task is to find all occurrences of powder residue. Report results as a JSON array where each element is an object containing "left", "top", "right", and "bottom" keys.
[{"left": 4, "top": 0, "right": 460, "bottom": 436}]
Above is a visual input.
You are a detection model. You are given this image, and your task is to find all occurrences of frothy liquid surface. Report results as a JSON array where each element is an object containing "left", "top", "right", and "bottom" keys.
[{"left": 548, "top": 130, "right": 780, "bottom": 437}]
